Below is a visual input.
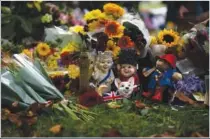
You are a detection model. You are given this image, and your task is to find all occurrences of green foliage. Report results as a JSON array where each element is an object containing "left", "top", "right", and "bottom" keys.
[
  {"left": 1, "top": 39, "right": 23, "bottom": 53},
  {"left": 2, "top": 100, "right": 209, "bottom": 137}
]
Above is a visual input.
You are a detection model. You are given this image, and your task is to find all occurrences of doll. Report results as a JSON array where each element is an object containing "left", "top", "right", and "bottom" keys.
[
  {"left": 114, "top": 49, "right": 141, "bottom": 99},
  {"left": 92, "top": 51, "right": 115, "bottom": 96},
  {"left": 142, "top": 54, "right": 181, "bottom": 102}
]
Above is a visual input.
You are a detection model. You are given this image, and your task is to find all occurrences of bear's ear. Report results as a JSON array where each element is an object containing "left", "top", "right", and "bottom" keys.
[
  {"left": 128, "top": 77, "right": 134, "bottom": 85},
  {"left": 114, "top": 78, "right": 121, "bottom": 88}
]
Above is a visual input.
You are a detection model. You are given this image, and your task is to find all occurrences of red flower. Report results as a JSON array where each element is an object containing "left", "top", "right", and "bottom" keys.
[
  {"left": 79, "top": 89, "right": 104, "bottom": 107},
  {"left": 60, "top": 51, "right": 70, "bottom": 65},
  {"left": 118, "top": 36, "right": 134, "bottom": 48}
]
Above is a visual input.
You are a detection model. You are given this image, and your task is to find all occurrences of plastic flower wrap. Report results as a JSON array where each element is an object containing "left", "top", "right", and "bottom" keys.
[{"left": 174, "top": 74, "right": 205, "bottom": 96}]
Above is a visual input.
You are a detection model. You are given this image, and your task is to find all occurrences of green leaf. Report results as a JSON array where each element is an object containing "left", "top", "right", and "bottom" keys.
[
  {"left": 1, "top": 20, "right": 15, "bottom": 38},
  {"left": 141, "top": 108, "right": 149, "bottom": 116},
  {"left": 15, "top": 15, "right": 32, "bottom": 33}
]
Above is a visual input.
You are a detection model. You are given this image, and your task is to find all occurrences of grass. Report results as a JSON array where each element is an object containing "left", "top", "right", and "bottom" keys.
[{"left": 2, "top": 99, "right": 209, "bottom": 137}]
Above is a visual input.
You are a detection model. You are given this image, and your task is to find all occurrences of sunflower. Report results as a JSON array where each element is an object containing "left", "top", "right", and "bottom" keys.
[
  {"left": 69, "top": 25, "right": 86, "bottom": 35},
  {"left": 106, "top": 40, "right": 121, "bottom": 58},
  {"left": 150, "top": 36, "right": 158, "bottom": 45},
  {"left": 118, "top": 36, "right": 134, "bottom": 48},
  {"left": 84, "top": 9, "right": 103, "bottom": 21},
  {"left": 104, "top": 21, "right": 124, "bottom": 38},
  {"left": 36, "top": 42, "right": 51, "bottom": 57},
  {"left": 157, "top": 29, "right": 180, "bottom": 47},
  {"left": 103, "top": 3, "right": 125, "bottom": 19},
  {"left": 68, "top": 64, "right": 80, "bottom": 79}
]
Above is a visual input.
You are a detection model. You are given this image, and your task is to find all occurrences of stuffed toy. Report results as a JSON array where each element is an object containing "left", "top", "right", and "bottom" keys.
[{"left": 142, "top": 54, "right": 181, "bottom": 102}]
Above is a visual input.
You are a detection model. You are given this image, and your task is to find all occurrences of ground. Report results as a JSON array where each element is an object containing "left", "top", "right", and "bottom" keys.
[{"left": 2, "top": 99, "right": 209, "bottom": 137}]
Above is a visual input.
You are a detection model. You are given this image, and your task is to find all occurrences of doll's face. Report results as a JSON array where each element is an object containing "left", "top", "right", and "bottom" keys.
[
  {"left": 156, "top": 59, "right": 170, "bottom": 71},
  {"left": 98, "top": 58, "right": 113, "bottom": 72},
  {"left": 119, "top": 64, "right": 136, "bottom": 78}
]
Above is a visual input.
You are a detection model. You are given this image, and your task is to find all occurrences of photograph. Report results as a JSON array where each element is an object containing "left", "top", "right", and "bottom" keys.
[{"left": 1, "top": 0, "right": 209, "bottom": 137}]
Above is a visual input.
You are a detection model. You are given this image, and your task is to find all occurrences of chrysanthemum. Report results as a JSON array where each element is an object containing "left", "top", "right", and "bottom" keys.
[
  {"left": 104, "top": 21, "right": 124, "bottom": 38},
  {"left": 150, "top": 36, "right": 158, "bottom": 45},
  {"left": 69, "top": 25, "right": 86, "bottom": 35},
  {"left": 22, "top": 49, "right": 33, "bottom": 59},
  {"left": 36, "top": 42, "right": 51, "bottom": 57},
  {"left": 103, "top": 3, "right": 125, "bottom": 19},
  {"left": 84, "top": 9, "right": 103, "bottom": 21},
  {"left": 87, "top": 20, "right": 104, "bottom": 32},
  {"left": 61, "top": 42, "right": 79, "bottom": 54},
  {"left": 118, "top": 36, "right": 134, "bottom": 48},
  {"left": 48, "top": 71, "right": 66, "bottom": 78},
  {"left": 157, "top": 29, "right": 180, "bottom": 47},
  {"left": 68, "top": 64, "right": 80, "bottom": 79},
  {"left": 47, "top": 59, "right": 58, "bottom": 71},
  {"left": 106, "top": 40, "right": 121, "bottom": 58}
]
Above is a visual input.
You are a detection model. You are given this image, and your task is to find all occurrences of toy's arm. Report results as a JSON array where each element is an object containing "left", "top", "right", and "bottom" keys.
[
  {"left": 92, "top": 67, "right": 99, "bottom": 80},
  {"left": 142, "top": 67, "right": 156, "bottom": 77},
  {"left": 172, "top": 72, "right": 183, "bottom": 81}
]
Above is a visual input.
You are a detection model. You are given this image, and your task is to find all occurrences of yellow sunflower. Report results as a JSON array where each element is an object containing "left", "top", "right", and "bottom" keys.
[
  {"left": 157, "top": 29, "right": 180, "bottom": 47},
  {"left": 69, "top": 25, "right": 86, "bottom": 35},
  {"left": 104, "top": 21, "right": 124, "bottom": 38},
  {"left": 103, "top": 3, "right": 125, "bottom": 19},
  {"left": 84, "top": 9, "right": 103, "bottom": 21},
  {"left": 61, "top": 42, "right": 79, "bottom": 54},
  {"left": 106, "top": 40, "right": 121, "bottom": 58},
  {"left": 68, "top": 64, "right": 80, "bottom": 79},
  {"left": 36, "top": 42, "right": 51, "bottom": 56}
]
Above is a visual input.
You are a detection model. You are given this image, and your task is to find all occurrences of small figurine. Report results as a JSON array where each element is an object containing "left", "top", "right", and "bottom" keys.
[
  {"left": 92, "top": 51, "right": 115, "bottom": 96},
  {"left": 114, "top": 49, "right": 141, "bottom": 99},
  {"left": 114, "top": 77, "right": 138, "bottom": 98},
  {"left": 142, "top": 54, "right": 181, "bottom": 102}
]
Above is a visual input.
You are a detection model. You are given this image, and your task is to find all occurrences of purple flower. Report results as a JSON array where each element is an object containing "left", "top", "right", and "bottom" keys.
[{"left": 174, "top": 74, "right": 205, "bottom": 96}]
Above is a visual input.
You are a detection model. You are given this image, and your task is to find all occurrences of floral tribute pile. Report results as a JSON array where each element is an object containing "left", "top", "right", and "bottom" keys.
[{"left": 1, "top": 2, "right": 209, "bottom": 130}]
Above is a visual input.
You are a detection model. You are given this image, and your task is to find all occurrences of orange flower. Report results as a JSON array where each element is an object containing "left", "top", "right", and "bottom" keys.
[
  {"left": 49, "top": 124, "right": 62, "bottom": 134},
  {"left": 118, "top": 36, "right": 134, "bottom": 48},
  {"left": 103, "top": 3, "right": 125, "bottom": 18},
  {"left": 104, "top": 21, "right": 124, "bottom": 38}
]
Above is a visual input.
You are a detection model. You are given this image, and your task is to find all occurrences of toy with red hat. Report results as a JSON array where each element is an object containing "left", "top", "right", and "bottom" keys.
[
  {"left": 142, "top": 54, "right": 180, "bottom": 102},
  {"left": 158, "top": 54, "right": 177, "bottom": 68}
]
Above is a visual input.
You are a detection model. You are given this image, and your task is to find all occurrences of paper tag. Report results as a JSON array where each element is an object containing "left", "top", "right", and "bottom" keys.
[{"left": 193, "top": 92, "right": 205, "bottom": 102}]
